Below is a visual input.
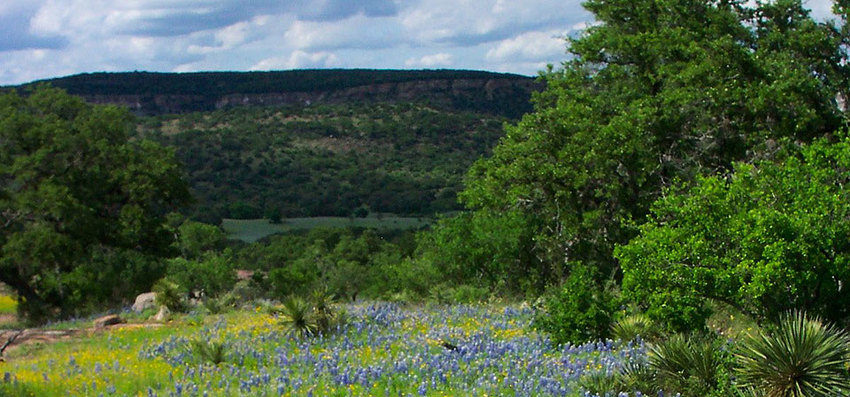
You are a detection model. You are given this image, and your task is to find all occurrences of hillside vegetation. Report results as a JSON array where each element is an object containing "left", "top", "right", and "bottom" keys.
[{"left": 137, "top": 102, "right": 508, "bottom": 222}]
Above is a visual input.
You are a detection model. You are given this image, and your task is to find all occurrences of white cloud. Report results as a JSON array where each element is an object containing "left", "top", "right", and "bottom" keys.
[
  {"left": 486, "top": 30, "right": 566, "bottom": 62},
  {"left": 405, "top": 53, "right": 454, "bottom": 67},
  {"left": 251, "top": 50, "right": 340, "bottom": 70}
]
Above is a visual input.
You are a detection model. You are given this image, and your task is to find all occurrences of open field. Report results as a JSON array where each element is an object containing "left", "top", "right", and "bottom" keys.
[
  {"left": 222, "top": 216, "right": 432, "bottom": 242},
  {"left": 0, "top": 302, "right": 644, "bottom": 396}
]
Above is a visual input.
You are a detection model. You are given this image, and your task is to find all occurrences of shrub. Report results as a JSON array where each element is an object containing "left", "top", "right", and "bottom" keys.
[
  {"left": 734, "top": 311, "right": 850, "bottom": 396},
  {"left": 533, "top": 263, "right": 619, "bottom": 345}
]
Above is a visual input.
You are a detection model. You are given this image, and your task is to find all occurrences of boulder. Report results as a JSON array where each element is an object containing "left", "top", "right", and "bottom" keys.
[
  {"left": 93, "top": 314, "right": 122, "bottom": 328},
  {"left": 132, "top": 292, "right": 157, "bottom": 313},
  {"left": 153, "top": 306, "right": 170, "bottom": 322}
]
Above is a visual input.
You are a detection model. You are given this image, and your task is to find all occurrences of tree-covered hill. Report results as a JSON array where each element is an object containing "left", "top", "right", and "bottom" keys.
[
  {"left": 136, "top": 102, "right": 510, "bottom": 222},
  {"left": 11, "top": 69, "right": 538, "bottom": 118}
]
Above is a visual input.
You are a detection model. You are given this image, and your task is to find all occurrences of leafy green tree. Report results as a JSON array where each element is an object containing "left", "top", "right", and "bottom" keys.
[
  {"left": 460, "top": 0, "right": 847, "bottom": 285},
  {"left": 616, "top": 136, "right": 850, "bottom": 331},
  {"left": 532, "top": 262, "right": 619, "bottom": 344},
  {"left": 0, "top": 86, "right": 190, "bottom": 323},
  {"left": 174, "top": 219, "right": 227, "bottom": 259}
]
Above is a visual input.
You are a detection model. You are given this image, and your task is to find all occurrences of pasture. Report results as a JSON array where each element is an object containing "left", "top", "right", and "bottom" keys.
[{"left": 222, "top": 216, "right": 431, "bottom": 242}]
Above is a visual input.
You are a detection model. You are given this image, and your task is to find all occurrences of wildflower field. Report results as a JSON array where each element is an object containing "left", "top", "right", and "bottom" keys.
[{"left": 0, "top": 303, "right": 646, "bottom": 396}]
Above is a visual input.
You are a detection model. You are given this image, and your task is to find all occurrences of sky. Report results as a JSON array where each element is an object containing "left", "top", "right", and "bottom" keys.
[{"left": 0, "top": 0, "right": 838, "bottom": 86}]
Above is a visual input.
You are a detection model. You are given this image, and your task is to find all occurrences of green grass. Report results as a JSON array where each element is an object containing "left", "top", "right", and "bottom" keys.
[
  {"left": 222, "top": 215, "right": 432, "bottom": 242},
  {"left": 0, "top": 294, "right": 17, "bottom": 315}
]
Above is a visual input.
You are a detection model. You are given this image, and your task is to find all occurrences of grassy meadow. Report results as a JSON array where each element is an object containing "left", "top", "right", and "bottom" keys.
[
  {"left": 0, "top": 302, "right": 645, "bottom": 396},
  {"left": 222, "top": 216, "right": 431, "bottom": 242}
]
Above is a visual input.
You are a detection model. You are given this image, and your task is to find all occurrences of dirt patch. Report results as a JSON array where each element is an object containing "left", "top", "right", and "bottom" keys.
[
  {"left": 0, "top": 314, "right": 15, "bottom": 327},
  {"left": 0, "top": 322, "right": 164, "bottom": 360}
]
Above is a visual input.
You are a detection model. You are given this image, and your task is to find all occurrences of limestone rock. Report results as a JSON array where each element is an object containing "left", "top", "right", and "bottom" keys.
[
  {"left": 153, "top": 306, "right": 170, "bottom": 322},
  {"left": 93, "top": 314, "right": 122, "bottom": 328},
  {"left": 132, "top": 292, "right": 157, "bottom": 313}
]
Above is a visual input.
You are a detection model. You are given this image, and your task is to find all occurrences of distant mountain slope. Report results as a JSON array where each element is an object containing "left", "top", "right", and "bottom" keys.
[
  {"left": 15, "top": 69, "right": 539, "bottom": 118},
  {"left": 138, "top": 102, "right": 508, "bottom": 222}
]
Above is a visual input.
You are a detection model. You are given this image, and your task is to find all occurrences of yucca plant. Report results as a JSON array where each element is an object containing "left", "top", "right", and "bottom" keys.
[
  {"left": 734, "top": 311, "right": 850, "bottom": 397},
  {"left": 278, "top": 296, "right": 318, "bottom": 338},
  {"left": 311, "top": 286, "right": 337, "bottom": 334},
  {"left": 578, "top": 369, "right": 620, "bottom": 396},
  {"left": 187, "top": 339, "right": 229, "bottom": 365},
  {"left": 617, "top": 357, "right": 658, "bottom": 394},
  {"left": 649, "top": 333, "right": 728, "bottom": 395},
  {"left": 611, "top": 313, "right": 659, "bottom": 343}
]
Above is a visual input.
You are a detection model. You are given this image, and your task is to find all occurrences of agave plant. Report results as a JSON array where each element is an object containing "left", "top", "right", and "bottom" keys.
[
  {"left": 278, "top": 296, "right": 318, "bottom": 338},
  {"left": 734, "top": 311, "right": 850, "bottom": 397}
]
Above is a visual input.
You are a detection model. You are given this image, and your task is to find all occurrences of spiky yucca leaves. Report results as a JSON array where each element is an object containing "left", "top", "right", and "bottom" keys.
[
  {"left": 649, "top": 334, "right": 729, "bottom": 395},
  {"left": 617, "top": 357, "right": 658, "bottom": 394},
  {"left": 611, "top": 313, "right": 659, "bottom": 343},
  {"left": 734, "top": 311, "right": 850, "bottom": 397},
  {"left": 187, "top": 339, "right": 229, "bottom": 365},
  {"left": 311, "top": 287, "right": 337, "bottom": 333},
  {"left": 278, "top": 296, "right": 318, "bottom": 338}
]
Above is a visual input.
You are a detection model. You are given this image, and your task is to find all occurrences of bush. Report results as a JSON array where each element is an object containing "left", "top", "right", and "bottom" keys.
[
  {"left": 533, "top": 263, "right": 619, "bottom": 345},
  {"left": 164, "top": 254, "right": 236, "bottom": 298},
  {"left": 618, "top": 137, "right": 850, "bottom": 331},
  {"left": 734, "top": 311, "right": 850, "bottom": 396}
]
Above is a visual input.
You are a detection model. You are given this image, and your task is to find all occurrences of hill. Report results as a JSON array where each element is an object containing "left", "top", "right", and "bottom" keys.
[
  {"left": 137, "top": 102, "right": 509, "bottom": 222},
  {"left": 7, "top": 70, "right": 538, "bottom": 221},
  {"left": 15, "top": 69, "right": 539, "bottom": 119}
]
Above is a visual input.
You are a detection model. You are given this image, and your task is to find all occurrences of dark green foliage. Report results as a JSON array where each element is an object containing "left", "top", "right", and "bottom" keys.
[
  {"left": 532, "top": 263, "right": 619, "bottom": 344},
  {"left": 139, "top": 103, "right": 508, "bottom": 220},
  {"left": 617, "top": 136, "right": 850, "bottom": 331},
  {"left": 164, "top": 254, "right": 236, "bottom": 298},
  {"left": 0, "top": 86, "right": 190, "bottom": 324},
  {"left": 456, "top": 0, "right": 847, "bottom": 320},
  {"left": 174, "top": 220, "right": 227, "bottom": 259},
  {"left": 735, "top": 311, "right": 850, "bottom": 397},
  {"left": 244, "top": 228, "right": 407, "bottom": 301},
  {"left": 415, "top": 210, "right": 543, "bottom": 296},
  {"left": 25, "top": 70, "right": 536, "bottom": 118}
]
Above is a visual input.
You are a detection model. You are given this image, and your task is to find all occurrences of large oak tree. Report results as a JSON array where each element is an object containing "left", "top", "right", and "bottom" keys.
[{"left": 0, "top": 86, "right": 190, "bottom": 323}]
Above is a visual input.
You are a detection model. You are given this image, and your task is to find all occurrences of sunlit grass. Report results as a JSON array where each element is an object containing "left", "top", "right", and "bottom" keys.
[{"left": 0, "top": 294, "right": 17, "bottom": 315}]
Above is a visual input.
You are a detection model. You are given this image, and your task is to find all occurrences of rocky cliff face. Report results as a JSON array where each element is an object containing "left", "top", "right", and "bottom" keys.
[{"left": 78, "top": 77, "right": 540, "bottom": 118}]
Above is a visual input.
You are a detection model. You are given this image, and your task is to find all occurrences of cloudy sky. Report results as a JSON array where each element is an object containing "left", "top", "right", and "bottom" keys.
[{"left": 0, "top": 0, "right": 837, "bottom": 86}]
